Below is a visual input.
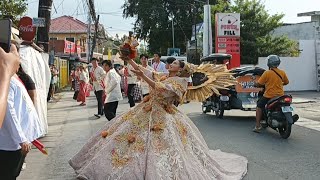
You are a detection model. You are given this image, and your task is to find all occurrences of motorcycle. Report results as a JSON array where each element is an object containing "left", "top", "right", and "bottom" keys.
[{"left": 261, "top": 94, "right": 299, "bottom": 139}]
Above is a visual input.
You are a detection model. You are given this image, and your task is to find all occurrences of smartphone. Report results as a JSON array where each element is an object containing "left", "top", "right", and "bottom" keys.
[{"left": 0, "top": 19, "right": 12, "bottom": 53}]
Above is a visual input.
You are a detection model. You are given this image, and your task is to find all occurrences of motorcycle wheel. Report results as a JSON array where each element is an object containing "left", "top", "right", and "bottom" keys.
[
  {"left": 202, "top": 104, "right": 211, "bottom": 114},
  {"left": 213, "top": 101, "right": 224, "bottom": 118},
  {"left": 279, "top": 119, "right": 292, "bottom": 139}
]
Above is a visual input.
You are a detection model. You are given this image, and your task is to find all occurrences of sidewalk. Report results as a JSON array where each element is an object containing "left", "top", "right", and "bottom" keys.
[
  {"left": 290, "top": 91, "right": 320, "bottom": 104},
  {"left": 289, "top": 91, "right": 320, "bottom": 121},
  {"left": 19, "top": 91, "right": 130, "bottom": 180}
]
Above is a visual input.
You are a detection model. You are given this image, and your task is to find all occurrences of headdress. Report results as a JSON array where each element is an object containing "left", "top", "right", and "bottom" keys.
[{"left": 183, "top": 64, "right": 237, "bottom": 102}]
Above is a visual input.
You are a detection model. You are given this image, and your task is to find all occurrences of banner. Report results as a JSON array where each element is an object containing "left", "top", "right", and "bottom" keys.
[{"left": 64, "top": 40, "right": 76, "bottom": 54}]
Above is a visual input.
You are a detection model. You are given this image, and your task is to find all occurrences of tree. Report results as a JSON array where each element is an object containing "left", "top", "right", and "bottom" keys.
[
  {"left": 123, "top": 0, "right": 218, "bottom": 55},
  {"left": 212, "top": 0, "right": 299, "bottom": 64},
  {"left": 0, "top": 0, "right": 28, "bottom": 25}
]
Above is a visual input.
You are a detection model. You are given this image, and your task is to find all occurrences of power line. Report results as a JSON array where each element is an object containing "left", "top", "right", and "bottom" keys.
[
  {"left": 53, "top": 1, "right": 83, "bottom": 34},
  {"left": 52, "top": 0, "right": 66, "bottom": 15}
]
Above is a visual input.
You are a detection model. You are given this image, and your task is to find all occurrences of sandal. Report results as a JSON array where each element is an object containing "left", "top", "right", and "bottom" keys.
[{"left": 253, "top": 126, "right": 262, "bottom": 133}]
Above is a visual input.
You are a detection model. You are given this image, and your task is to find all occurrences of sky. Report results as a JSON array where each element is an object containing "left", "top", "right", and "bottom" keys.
[{"left": 26, "top": 0, "right": 320, "bottom": 38}]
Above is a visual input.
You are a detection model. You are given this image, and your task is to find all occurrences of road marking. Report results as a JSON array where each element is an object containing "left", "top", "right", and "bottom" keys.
[{"left": 295, "top": 118, "right": 320, "bottom": 132}]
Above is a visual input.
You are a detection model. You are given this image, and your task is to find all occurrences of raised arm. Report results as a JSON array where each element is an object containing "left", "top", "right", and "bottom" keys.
[
  {"left": 0, "top": 45, "right": 20, "bottom": 128},
  {"left": 127, "top": 59, "right": 154, "bottom": 79}
]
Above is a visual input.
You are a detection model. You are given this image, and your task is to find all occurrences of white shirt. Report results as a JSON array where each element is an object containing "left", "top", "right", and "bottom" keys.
[
  {"left": 91, "top": 66, "right": 106, "bottom": 91},
  {"left": 126, "top": 64, "right": 137, "bottom": 84},
  {"left": 152, "top": 61, "right": 168, "bottom": 73},
  {"left": 80, "top": 71, "right": 89, "bottom": 83},
  {"left": 0, "top": 77, "right": 43, "bottom": 151},
  {"left": 104, "top": 69, "right": 123, "bottom": 103},
  {"left": 140, "top": 65, "right": 154, "bottom": 95}
]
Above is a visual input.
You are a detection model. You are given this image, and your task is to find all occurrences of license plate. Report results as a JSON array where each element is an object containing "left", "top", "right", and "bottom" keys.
[
  {"left": 281, "top": 106, "right": 294, "bottom": 113},
  {"left": 220, "top": 96, "right": 229, "bottom": 101}
]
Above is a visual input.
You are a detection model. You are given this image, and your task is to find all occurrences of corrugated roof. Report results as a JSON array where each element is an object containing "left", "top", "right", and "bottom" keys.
[{"left": 50, "top": 15, "right": 88, "bottom": 34}]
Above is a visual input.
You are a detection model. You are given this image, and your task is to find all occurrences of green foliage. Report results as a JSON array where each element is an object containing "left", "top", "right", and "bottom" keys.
[
  {"left": 212, "top": 0, "right": 299, "bottom": 64},
  {"left": 123, "top": 0, "right": 299, "bottom": 63},
  {"left": 123, "top": 0, "right": 218, "bottom": 55},
  {"left": 257, "top": 35, "right": 300, "bottom": 57},
  {"left": 0, "top": 0, "right": 28, "bottom": 26}
]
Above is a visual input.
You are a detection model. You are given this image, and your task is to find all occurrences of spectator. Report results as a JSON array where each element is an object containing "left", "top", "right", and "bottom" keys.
[
  {"left": 90, "top": 58, "right": 106, "bottom": 118},
  {"left": 152, "top": 53, "right": 167, "bottom": 73},
  {"left": 102, "top": 60, "right": 123, "bottom": 120},
  {"left": 139, "top": 54, "right": 153, "bottom": 97},
  {"left": 17, "top": 65, "right": 37, "bottom": 171},
  {"left": 126, "top": 60, "right": 138, "bottom": 107},
  {"left": 77, "top": 64, "right": 90, "bottom": 106},
  {"left": 70, "top": 69, "right": 75, "bottom": 91},
  {"left": 73, "top": 66, "right": 80, "bottom": 100},
  {"left": 47, "top": 65, "right": 59, "bottom": 102},
  {"left": 17, "top": 65, "right": 36, "bottom": 104},
  {"left": 0, "top": 43, "right": 43, "bottom": 179},
  {"left": 0, "top": 45, "right": 20, "bottom": 127}
]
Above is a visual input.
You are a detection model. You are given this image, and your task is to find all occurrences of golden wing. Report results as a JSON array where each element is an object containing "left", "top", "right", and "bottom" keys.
[{"left": 183, "top": 64, "right": 237, "bottom": 102}]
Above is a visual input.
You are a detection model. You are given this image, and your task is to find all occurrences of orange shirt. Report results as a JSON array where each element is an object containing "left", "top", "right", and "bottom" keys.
[{"left": 258, "top": 68, "right": 289, "bottom": 98}]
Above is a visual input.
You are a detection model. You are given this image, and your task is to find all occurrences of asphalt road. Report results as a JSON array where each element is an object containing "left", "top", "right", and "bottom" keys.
[
  {"left": 19, "top": 93, "right": 320, "bottom": 180},
  {"left": 186, "top": 103, "right": 320, "bottom": 180}
]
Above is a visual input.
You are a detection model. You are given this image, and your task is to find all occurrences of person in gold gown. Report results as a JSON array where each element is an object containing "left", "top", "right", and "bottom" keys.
[{"left": 69, "top": 58, "right": 248, "bottom": 180}]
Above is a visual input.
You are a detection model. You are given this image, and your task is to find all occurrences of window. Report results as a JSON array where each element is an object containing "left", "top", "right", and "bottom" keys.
[
  {"left": 66, "top": 37, "right": 75, "bottom": 42},
  {"left": 50, "top": 37, "right": 58, "bottom": 40}
]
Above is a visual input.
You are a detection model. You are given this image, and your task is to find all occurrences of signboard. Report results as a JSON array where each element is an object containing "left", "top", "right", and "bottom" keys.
[
  {"left": 215, "top": 13, "right": 241, "bottom": 68},
  {"left": 167, "top": 48, "right": 180, "bottom": 56},
  {"left": 217, "top": 37, "right": 240, "bottom": 54},
  {"left": 235, "top": 75, "right": 262, "bottom": 109},
  {"left": 19, "top": 16, "right": 36, "bottom": 41},
  {"left": 33, "top": 18, "right": 46, "bottom": 27},
  {"left": 235, "top": 75, "right": 261, "bottom": 93},
  {"left": 64, "top": 40, "right": 76, "bottom": 54},
  {"left": 216, "top": 13, "right": 240, "bottom": 37},
  {"left": 191, "top": 23, "right": 204, "bottom": 41}
]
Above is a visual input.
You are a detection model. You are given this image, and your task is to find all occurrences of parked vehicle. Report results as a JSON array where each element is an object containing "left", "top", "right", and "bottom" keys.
[
  {"left": 261, "top": 94, "right": 299, "bottom": 139},
  {"left": 199, "top": 54, "right": 265, "bottom": 118}
]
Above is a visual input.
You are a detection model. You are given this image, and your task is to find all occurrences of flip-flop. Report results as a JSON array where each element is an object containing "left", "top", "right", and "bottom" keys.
[{"left": 253, "top": 126, "right": 262, "bottom": 133}]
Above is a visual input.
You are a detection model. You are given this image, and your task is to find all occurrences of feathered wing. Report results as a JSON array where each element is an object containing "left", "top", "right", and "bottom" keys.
[{"left": 183, "top": 64, "right": 237, "bottom": 102}]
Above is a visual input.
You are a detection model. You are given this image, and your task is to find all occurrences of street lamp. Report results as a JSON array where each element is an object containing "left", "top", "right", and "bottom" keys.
[{"left": 169, "top": 15, "right": 175, "bottom": 48}]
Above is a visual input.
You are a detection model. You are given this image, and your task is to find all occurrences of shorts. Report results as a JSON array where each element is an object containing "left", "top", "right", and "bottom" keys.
[{"left": 257, "top": 96, "right": 271, "bottom": 109}]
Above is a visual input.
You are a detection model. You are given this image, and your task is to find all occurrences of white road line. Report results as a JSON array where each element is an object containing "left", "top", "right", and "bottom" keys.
[{"left": 295, "top": 118, "right": 320, "bottom": 132}]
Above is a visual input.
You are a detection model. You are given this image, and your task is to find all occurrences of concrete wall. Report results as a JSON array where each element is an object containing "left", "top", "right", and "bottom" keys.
[
  {"left": 258, "top": 40, "right": 317, "bottom": 91},
  {"left": 272, "top": 22, "right": 315, "bottom": 40}
]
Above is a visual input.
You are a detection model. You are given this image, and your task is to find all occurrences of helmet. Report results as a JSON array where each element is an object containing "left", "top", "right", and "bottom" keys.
[{"left": 267, "top": 55, "right": 281, "bottom": 68}]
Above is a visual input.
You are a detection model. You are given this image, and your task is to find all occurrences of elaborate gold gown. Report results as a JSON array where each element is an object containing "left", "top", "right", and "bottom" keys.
[{"left": 69, "top": 72, "right": 248, "bottom": 180}]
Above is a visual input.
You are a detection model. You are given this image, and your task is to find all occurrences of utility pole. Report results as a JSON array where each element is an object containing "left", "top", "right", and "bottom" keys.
[
  {"left": 203, "top": 0, "right": 212, "bottom": 57},
  {"left": 90, "top": 15, "right": 100, "bottom": 60},
  {"left": 171, "top": 16, "right": 175, "bottom": 48},
  {"left": 87, "top": 10, "right": 91, "bottom": 62},
  {"left": 37, "top": 0, "right": 53, "bottom": 53},
  {"left": 194, "top": 4, "right": 198, "bottom": 64}
]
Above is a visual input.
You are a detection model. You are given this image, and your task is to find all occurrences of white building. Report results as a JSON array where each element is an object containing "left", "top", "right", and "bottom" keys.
[
  {"left": 272, "top": 22, "right": 315, "bottom": 40},
  {"left": 260, "top": 11, "right": 320, "bottom": 91}
]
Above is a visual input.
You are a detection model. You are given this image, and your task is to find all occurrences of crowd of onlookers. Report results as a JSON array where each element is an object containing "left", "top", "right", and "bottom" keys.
[{"left": 69, "top": 52, "right": 191, "bottom": 121}]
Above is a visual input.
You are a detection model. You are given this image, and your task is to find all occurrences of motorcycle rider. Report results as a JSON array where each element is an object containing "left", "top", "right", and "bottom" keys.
[{"left": 253, "top": 55, "right": 289, "bottom": 133}]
